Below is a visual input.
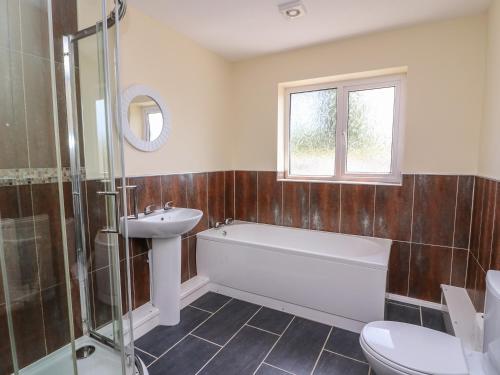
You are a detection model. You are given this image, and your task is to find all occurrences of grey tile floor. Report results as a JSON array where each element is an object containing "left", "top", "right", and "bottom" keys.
[{"left": 134, "top": 293, "right": 447, "bottom": 375}]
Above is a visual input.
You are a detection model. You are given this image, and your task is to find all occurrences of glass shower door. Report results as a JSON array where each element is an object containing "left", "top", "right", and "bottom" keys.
[
  {"left": 0, "top": 0, "right": 134, "bottom": 374},
  {"left": 66, "top": 1, "right": 134, "bottom": 374}
]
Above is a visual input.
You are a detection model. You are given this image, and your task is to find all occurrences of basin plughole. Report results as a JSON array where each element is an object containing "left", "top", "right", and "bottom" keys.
[{"left": 122, "top": 208, "right": 203, "bottom": 325}]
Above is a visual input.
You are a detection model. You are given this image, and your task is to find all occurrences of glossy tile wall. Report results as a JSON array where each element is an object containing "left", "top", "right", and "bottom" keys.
[
  {"left": 0, "top": 0, "right": 78, "bottom": 372},
  {"left": 228, "top": 171, "right": 475, "bottom": 304},
  {"left": 467, "top": 176, "right": 500, "bottom": 312}
]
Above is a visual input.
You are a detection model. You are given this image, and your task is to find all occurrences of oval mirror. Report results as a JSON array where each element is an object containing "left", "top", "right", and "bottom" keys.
[{"left": 121, "top": 85, "right": 170, "bottom": 152}]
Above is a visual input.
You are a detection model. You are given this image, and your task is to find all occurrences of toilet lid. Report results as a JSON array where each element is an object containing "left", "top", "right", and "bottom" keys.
[{"left": 361, "top": 321, "right": 469, "bottom": 375}]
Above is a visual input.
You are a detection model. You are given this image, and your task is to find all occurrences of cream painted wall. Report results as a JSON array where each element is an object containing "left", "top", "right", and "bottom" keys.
[
  {"left": 120, "top": 6, "right": 232, "bottom": 176},
  {"left": 231, "top": 16, "right": 487, "bottom": 174},
  {"left": 478, "top": 0, "right": 500, "bottom": 180}
]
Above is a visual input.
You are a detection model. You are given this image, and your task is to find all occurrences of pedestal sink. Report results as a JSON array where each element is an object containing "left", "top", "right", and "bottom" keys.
[{"left": 122, "top": 208, "right": 203, "bottom": 325}]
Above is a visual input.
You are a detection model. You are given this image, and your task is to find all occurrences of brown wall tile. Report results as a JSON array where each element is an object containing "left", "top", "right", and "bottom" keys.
[
  {"left": 131, "top": 238, "right": 150, "bottom": 257},
  {"left": 387, "top": 241, "right": 410, "bottom": 296},
  {"left": 128, "top": 176, "right": 162, "bottom": 214},
  {"left": 186, "top": 173, "right": 209, "bottom": 234},
  {"left": 478, "top": 179, "right": 496, "bottom": 270},
  {"left": 465, "top": 252, "right": 478, "bottom": 305},
  {"left": 283, "top": 182, "right": 310, "bottom": 229},
  {"left": 42, "top": 284, "right": 70, "bottom": 353},
  {"left": 235, "top": 171, "right": 257, "bottom": 222},
  {"left": 132, "top": 254, "right": 150, "bottom": 309},
  {"left": 491, "top": 182, "right": 500, "bottom": 271},
  {"left": 70, "top": 278, "right": 83, "bottom": 338},
  {"left": 454, "top": 176, "right": 474, "bottom": 249},
  {"left": 309, "top": 183, "right": 340, "bottom": 232},
  {"left": 161, "top": 174, "right": 187, "bottom": 208},
  {"left": 451, "top": 249, "right": 468, "bottom": 288},
  {"left": 120, "top": 260, "right": 130, "bottom": 313},
  {"left": 181, "top": 239, "right": 189, "bottom": 283},
  {"left": 409, "top": 244, "right": 452, "bottom": 303},
  {"left": 474, "top": 266, "right": 487, "bottom": 312},
  {"left": 470, "top": 177, "right": 485, "bottom": 259},
  {"left": 91, "top": 268, "right": 113, "bottom": 328},
  {"left": 340, "top": 184, "right": 375, "bottom": 236},
  {"left": 208, "top": 172, "right": 225, "bottom": 227},
  {"left": 11, "top": 292, "right": 46, "bottom": 368},
  {"left": 412, "top": 175, "right": 458, "bottom": 247},
  {"left": 188, "top": 237, "right": 197, "bottom": 279},
  {"left": 0, "top": 304, "right": 14, "bottom": 375},
  {"left": 31, "top": 183, "right": 65, "bottom": 289},
  {"left": 257, "top": 172, "right": 282, "bottom": 225},
  {"left": 374, "top": 175, "right": 413, "bottom": 241},
  {"left": 225, "top": 171, "right": 235, "bottom": 219}
]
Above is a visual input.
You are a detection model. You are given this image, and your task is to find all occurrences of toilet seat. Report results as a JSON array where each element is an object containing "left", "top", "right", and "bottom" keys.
[{"left": 360, "top": 321, "right": 469, "bottom": 375}]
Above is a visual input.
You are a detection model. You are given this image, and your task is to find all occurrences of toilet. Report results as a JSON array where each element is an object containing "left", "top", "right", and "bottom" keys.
[{"left": 360, "top": 270, "right": 500, "bottom": 375}]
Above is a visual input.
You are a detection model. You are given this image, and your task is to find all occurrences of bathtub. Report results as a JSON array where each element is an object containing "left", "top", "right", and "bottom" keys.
[{"left": 197, "top": 222, "right": 391, "bottom": 330}]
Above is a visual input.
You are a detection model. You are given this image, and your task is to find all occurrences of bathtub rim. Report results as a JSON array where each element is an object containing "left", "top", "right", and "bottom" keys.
[{"left": 197, "top": 221, "right": 392, "bottom": 271}]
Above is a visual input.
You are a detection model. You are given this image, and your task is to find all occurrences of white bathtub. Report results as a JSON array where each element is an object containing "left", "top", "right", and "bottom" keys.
[{"left": 197, "top": 222, "right": 391, "bottom": 331}]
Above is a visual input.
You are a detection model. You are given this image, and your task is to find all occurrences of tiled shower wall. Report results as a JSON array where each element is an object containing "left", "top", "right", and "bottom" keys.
[
  {"left": 0, "top": 0, "right": 78, "bottom": 373},
  {"left": 467, "top": 176, "right": 500, "bottom": 312}
]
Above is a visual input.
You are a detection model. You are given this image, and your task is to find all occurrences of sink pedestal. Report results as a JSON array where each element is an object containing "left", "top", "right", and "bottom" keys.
[{"left": 151, "top": 237, "right": 181, "bottom": 326}]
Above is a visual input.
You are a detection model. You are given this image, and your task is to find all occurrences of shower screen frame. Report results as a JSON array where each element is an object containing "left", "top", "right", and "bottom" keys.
[{"left": 62, "top": 0, "right": 134, "bottom": 373}]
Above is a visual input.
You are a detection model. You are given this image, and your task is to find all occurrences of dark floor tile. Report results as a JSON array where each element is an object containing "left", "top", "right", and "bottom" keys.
[
  {"left": 191, "top": 292, "right": 232, "bottom": 313},
  {"left": 313, "top": 351, "right": 369, "bottom": 375},
  {"left": 421, "top": 307, "right": 446, "bottom": 333},
  {"left": 384, "top": 302, "right": 421, "bottom": 325},
  {"left": 200, "top": 326, "right": 277, "bottom": 375},
  {"left": 149, "top": 335, "right": 219, "bottom": 375},
  {"left": 266, "top": 317, "right": 330, "bottom": 375},
  {"left": 256, "top": 364, "right": 291, "bottom": 374},
  {"left": 135, "top": 306, "right": 210, "bottom": 356},
  {"left": 193, "top": 299, "right": 260, "bottom": 345},
  {"left": 248, "top": 307, "right": 294, "bottom": 335},
  {"left": 325, "top": 327, "right": 365, "bottom": 362},
  {"left": 135, "top": 349, "right": 156, "bottom": 367}
]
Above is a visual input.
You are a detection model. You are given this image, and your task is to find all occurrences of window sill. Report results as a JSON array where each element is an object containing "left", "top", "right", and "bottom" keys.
[{"left": 277, "top": 176, "right": 403, "bottom": 186}]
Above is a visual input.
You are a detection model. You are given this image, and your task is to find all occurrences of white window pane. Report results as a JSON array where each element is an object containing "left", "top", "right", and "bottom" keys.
[
  {"left": 148, "top": 112, "right": 163, "bottom": 141},
  {"left": 289, "top": 89, "right": 336, "bottom": 176},
  {"left": 346, "top": 87, "right": 395, "bottom": 174}
]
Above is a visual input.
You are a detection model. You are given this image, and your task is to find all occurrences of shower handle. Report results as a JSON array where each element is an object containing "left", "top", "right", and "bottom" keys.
[{"left": 97, "top": 191, "right": 120, "bottom": 234}]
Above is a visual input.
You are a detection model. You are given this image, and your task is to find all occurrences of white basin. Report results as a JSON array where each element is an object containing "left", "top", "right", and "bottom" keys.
[
  {"left": 122, "top": 207, "right": 203, "bottom": 326},
  {"left": 124, "top": 208, "right": 203, "bottom": 239}
]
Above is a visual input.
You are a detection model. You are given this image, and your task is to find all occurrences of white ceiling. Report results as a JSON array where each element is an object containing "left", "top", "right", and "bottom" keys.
[{"left": 128, "top": 0, "right": 491, "bottom": 61}]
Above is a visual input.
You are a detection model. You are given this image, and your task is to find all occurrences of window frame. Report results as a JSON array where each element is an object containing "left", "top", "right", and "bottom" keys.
[
  {"left": 142, "top": 105, "right": 162, "bottom": 142},
  {"left": 282, "top": 74, "right": 406, "bottom": 185}
]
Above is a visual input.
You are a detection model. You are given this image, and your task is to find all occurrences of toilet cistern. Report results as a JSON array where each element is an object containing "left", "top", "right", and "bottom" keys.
[{"left": 122, "top": 207, "right": 203, "bottom": 325}]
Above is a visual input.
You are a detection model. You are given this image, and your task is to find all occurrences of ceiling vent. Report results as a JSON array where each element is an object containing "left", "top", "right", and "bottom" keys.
[{"left": 279, "top": 0, "right": 307, "bottom": 20}]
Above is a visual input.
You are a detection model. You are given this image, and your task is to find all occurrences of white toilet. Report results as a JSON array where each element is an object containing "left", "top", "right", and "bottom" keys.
[{"left": 360, "top": 270, "right": 500, "bottom": 375}]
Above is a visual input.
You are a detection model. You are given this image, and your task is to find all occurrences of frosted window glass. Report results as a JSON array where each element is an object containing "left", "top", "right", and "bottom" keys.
[
  {"left": 346, "top": 87, "right": 395, "bottom": 173},
  {"left": 289, "top": 89, "right": 336, "bottom": 176}
]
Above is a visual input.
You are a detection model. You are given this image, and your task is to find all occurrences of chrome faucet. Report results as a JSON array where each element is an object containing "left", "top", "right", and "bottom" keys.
[
  {"left": 144, "top": 204, "right": 156, "bottom": 215},
  {"left": 214, "top": 218, "right": 233, "bottom": 229},
  {"left": 164, "top": 201, "right": 174, "bottom": 211}
]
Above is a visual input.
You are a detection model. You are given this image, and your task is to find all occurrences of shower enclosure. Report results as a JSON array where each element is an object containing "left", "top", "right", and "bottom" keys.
[{"left": 0, "top": 0, "right": 138, "bottom": 374}]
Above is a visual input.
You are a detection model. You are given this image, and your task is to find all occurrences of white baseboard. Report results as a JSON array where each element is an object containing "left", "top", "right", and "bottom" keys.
[
  {"left": 208, "top": 283, "right": 365, "bottom": 333},
  {"left": 128, "top": 302, "right": 160, "bottom": 341},
  {"left": 386, "top": 293, "right": 444, "bottom": 311},
  {"left": 129, "top": 282, "right": 449, "bottom": 340},
  {"left": 180, "top": 276, "right": 211, "bottom": 308}
]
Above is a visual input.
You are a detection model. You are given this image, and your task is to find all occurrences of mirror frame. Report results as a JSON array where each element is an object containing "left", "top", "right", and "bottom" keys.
[{"left": 121, "top": 84, "right": 170, "bottom": 152}]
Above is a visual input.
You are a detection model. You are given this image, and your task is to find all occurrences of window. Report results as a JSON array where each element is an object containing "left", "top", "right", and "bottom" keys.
[
  {"left": 143, "top": 106, "right": 163, "bottom": 142},
  {"left": 282, "top": 74, "right": 405, "bottom": 184}
]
